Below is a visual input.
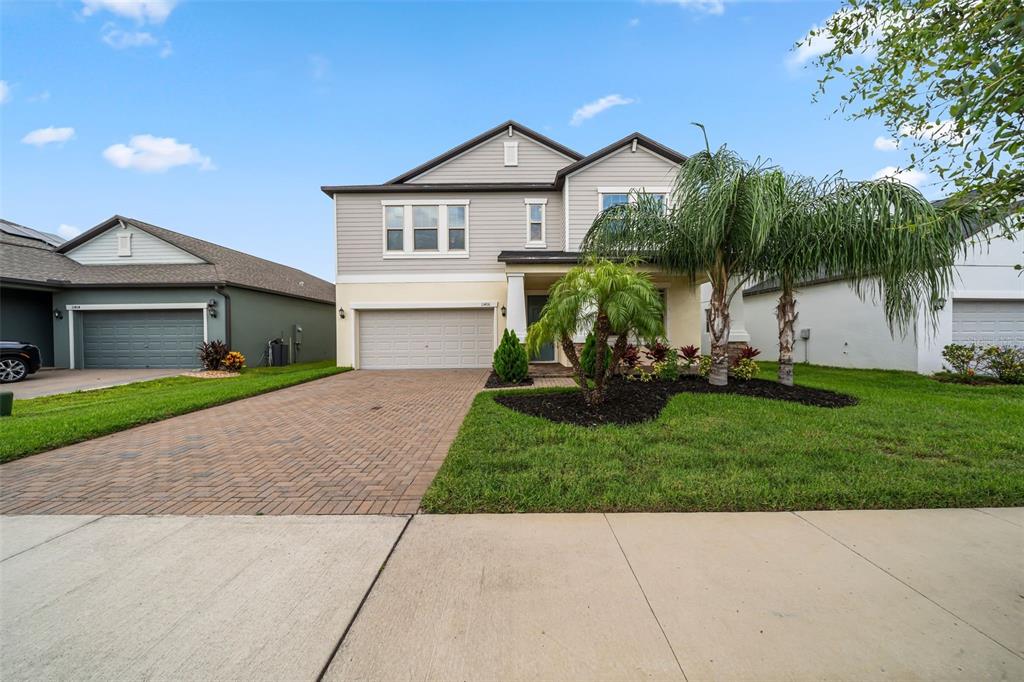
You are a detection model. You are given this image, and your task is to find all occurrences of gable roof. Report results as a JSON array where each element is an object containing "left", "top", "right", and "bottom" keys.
[
  {"left": 385, "top": 120, "right": 583, "bottom": 185},
  {"left": 2, "top": 216, "right": 334, "bottom": 303},
  {"left": 554, "top": 132, "right": 687, "bottom": 181}
]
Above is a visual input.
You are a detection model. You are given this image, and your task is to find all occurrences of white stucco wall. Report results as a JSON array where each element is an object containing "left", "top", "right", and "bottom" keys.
[
  {"left": 742, "top": 226, "right": 1023, "bottom": 373},
  {"left": 698, "top": 280, "right": 751, "bottom": 354}
]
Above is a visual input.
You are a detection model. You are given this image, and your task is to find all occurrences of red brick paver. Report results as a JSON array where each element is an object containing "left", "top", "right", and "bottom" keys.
[{"left": 0, "top": 370, "right": 487, "bottom": 515}]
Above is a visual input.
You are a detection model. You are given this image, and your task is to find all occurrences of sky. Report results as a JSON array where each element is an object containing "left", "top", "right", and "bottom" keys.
[{"left": 1, "top": 0, "right": 930, "bottom": 282}]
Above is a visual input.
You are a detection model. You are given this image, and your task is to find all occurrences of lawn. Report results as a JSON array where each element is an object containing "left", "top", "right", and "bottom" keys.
[
  {"left": 422, "top": 363, "right": 1024, "bottom": 513},
  {"left": 0, "top": 361, "right": 349, "bottom": 463}
]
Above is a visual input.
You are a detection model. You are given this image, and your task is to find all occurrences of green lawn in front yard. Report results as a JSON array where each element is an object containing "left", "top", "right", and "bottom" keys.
[
  {"left": 0, "top": 361, "right": 349, "bottom": 463},
  {"left": 422, "top": 363, "right": 1024, "bottom": 513}
]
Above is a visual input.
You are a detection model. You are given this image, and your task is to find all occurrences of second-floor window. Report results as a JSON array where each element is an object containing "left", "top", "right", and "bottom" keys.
[
  {"left": 599, "top": 188, "right": 670, "bottom": 213},
  {"left": 382, "top": 200, "right": 469, "bottom": 258},
  {"left": 524, "top": 198, "right": 546, "bottom": 248}
]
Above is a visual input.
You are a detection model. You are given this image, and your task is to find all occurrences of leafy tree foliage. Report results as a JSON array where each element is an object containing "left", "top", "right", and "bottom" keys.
[{"left": 492, "top": 329, "right": 529, "bottom": 383}]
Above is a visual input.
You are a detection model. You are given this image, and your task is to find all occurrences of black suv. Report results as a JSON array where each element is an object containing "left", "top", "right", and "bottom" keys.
[{"left": 0, "top": 342, "right": 42, "bottom": 383}]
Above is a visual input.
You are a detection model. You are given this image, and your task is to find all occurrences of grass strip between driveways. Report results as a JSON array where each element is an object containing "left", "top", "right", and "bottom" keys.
[
  {"left": 422, "top": 363, "right": 1024, "bottom": 513},
  {"left": 0, "top": 361, "right": 349, "bottom": 463}
]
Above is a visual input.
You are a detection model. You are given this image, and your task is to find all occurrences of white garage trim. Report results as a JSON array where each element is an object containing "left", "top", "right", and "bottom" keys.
[
  {"left": 66, "top": 303, "right": 208, "bottom": 369},
  {"left": 953, "top": 292, "right": 1024, "bottom": 301},
  {"left": 349, "top": 302, "right": 498, "bottom": 370}
]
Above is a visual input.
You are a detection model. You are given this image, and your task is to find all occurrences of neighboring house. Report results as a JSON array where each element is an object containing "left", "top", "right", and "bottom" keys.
[
  {"left": 740, "top": 223, "right": 1023, "bottom": 374},
  {"left": 325, "top": 120, "right": 703, "bottom": 369},
  {"left": 0, "top": 216, "right": 336, "bottom": 369}
]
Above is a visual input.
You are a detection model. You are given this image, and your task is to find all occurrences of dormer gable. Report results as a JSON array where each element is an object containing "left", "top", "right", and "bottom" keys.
[{"left": 60, "top": 218, "right": 207, "bottom": 265}]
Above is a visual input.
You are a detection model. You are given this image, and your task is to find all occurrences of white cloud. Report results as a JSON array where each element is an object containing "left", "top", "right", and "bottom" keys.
[
  {"left": 82, "top": 0, "right": 176, "bottom": 24},
  {"left": 102, "top": 27, "right": 158, "bottom": 48},
  {"left": 651, "top": 0, "right": 725, "bottom": 15},
  {"left": 21, "top": 126, "right": 76, "bottom": 147},
  {"left": 628, "top": 17, "right": 640, "bottom": 27},
  {"left": 103, "top": 134, "right": 215, "bottom": 173},
  {"left": 57, "top": 224, "right": 82, "bottom": 239},
  {"left": 787, "top": 8, "right": 892, "bottom": 69},
  {"left": 0, "top": 81, "right": 10, "bottom": 104},
  {"left": 872, "top": 165, "right": 928, "bottom": 188},
  {"left": 570, "top": 94, "right": 635, "bottom": 127},
  {"left": 898, "top": 119, "right": 968, "bottom": 145},
  {"left": 873, "top": 136, "right": 898, "bottom": 151}
]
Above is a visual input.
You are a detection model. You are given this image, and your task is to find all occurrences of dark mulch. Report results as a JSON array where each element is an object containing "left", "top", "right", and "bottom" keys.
[
  {"left": 485, "top": 371, "right": 534, "bottom": 389},
  {"left": 494, "top": 375, "right": 858, "bottom": 427}
]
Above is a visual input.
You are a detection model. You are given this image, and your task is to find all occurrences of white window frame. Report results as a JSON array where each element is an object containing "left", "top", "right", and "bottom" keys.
[
  {"left": 597, "top": 187, "right": 671, "bottom": 214},
  {"left": 380, "top": 199, "right": 470, "bottom": 259},
  {"left": 524, "top": 198, "right": 547, "bottom": 249}
]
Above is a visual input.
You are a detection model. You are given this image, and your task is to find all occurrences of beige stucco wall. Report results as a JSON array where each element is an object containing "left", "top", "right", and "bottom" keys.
[{"left": 336, "top": 272, "right": 701, "bottom": 369}]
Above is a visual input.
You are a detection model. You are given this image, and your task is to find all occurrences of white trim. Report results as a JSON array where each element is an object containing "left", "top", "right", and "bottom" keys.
[
  {"left": 65, "top": 303, "right": 208, "bottom": 370},
  {"left": 382, "top": 253, "right": 470, "bottom": 260},
  {"left": 337, "top": 272, "right": 506, "bottom": 283},
  {"left": 597, "top": 186, "right": 670, "bottom": 195},
  {"left": 350, "top": 301, "right": 497, "bottom": 310},
  {"left": 563, "top": 175, "right": 570, "bottom": 250},
  {"left": 525, "top": 198, "right": 546, "bottom": 249},
  {"left": 504, "top": 141, "right": 519, "bottom": 167},
  {"left": 564, "top": 144, "right": 680, "bottom": 181},
  {"left": 406, "top": 130, "right": 578, "bottom": 182},
  {"left": 380, "top": 199, "right": 471, "bottom": 206},
  {"left": 952, "top": 291, "right": 1024, "bottom": 300}
]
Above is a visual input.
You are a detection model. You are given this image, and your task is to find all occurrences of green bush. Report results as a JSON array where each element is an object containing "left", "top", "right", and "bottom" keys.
[
  {"left": 731, "top": 357, "right": 760, "bottom": 381},
  {"left": 697, "top": 355, "right": 712, "bottom": 378},
  {"left": 984, "top": 346, "right": 1024, "bottom": 384},
  {"left": 493, "top": 329, "right": 529, "bottom": 383},
  {"left": 942, "top": 343, "right": 986, "bottom": 379},
  {"left": 655, "top": 347, "right": 680, "bottom": 380},
  {"left": 580, "top": 333, "right": 596, "bottom": 378}
]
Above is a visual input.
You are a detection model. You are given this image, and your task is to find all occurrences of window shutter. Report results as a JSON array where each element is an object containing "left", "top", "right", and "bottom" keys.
[
  {"left": 503, "top": 141, "right": 519, "bottom": 167},
  {"left": 117, "top": 232, "right": 132, "bottom": 257}
]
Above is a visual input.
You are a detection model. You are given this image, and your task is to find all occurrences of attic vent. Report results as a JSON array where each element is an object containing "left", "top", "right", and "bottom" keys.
[
  {"left": 117, "top": 232, "right": 132, "bottom": 257},
  {"left": 503, "top": 141, "right": 519, "bottom": 167}
]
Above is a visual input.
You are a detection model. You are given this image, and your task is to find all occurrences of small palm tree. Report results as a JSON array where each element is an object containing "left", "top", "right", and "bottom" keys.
[
  {"left": 752, "top": 173, "right": 968, "bottom": 385},
  {"left": 526, "top": 258, "right": 664, "bottom": 405},
  {"left": 584, "top": 125, "right": 779, "bottom": 385}
]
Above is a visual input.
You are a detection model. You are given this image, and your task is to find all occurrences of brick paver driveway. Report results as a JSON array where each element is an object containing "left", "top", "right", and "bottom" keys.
[{"left": 0, "top": 370, "right": 486, "bottom": 515}]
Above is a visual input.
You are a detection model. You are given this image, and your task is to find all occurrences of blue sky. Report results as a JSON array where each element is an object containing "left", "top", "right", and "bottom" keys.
[{"left": 2, "top": 0, "right": 925, "bottom": 281}]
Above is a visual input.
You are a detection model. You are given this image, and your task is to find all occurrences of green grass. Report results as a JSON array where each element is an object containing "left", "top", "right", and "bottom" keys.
[
  {"left": 422, "top": 363, "right": 1024, "bottom": 513},
  {"left": 0, "top": 361, "right": 349, "bottom": 463}
]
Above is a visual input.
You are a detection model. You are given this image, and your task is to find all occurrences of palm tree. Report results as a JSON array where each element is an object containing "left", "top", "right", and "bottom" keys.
[
  {"left": 584, "top": 125, "right": 779, "bottom": 385},
  {"left": 752, "top": 174, "right": 968, "bottom": 385},
  {"left": 526, "top": 258, "right": 664, "bottom": 405}
]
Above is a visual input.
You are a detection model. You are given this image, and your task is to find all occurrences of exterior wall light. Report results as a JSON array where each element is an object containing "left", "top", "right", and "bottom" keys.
[
  {"left": 207, "top": 299, "right": 218, "bottom": 318},
  {"left": 338, "top": 307, "right": 346, "bottom": 319},
  {"left": 501, "top": 305, "right": 507, "bottom": 317},
  {"left": 932, "top": 298, "right": 947, "bottom": 311},
  {"left": 53, "top": 308, "right": 63, "bottom": 320}
]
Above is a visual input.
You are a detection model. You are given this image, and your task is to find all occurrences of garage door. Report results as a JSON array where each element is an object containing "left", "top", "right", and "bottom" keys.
[
  {"left": 952, "top": 300, "right": 1024, "bottom": 346},
  {"left": 82, "top": 309, "right": 204, "bottom": 369},
  {"left": 358, "top": 308, "right": 494, "bottom": 369}
]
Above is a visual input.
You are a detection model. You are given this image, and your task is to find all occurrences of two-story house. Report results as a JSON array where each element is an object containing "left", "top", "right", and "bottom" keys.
[{"left": 324, "top": 120, "right": 703, "bottom": 369}]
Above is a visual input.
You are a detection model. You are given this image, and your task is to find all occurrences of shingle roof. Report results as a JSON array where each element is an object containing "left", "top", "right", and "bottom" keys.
[
  {"left": 0, "top": 218, "right": 65, "bottom": 247},
  {"left": 2, "top": 216, "right": 334, "bottom": 304}
]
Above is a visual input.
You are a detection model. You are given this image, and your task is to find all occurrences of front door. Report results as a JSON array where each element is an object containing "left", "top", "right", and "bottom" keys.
[{"left": 526, "top": 295, "right": 555, "bottom": 361}]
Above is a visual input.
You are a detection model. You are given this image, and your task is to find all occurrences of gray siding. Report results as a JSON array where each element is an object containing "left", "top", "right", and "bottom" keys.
[
  {"left": 409, "top": 131, "right": 572, "bottom": 184},
  {"left": 566, "top": 146, "right": 678, "bottom": 250},
  {"left": 226, "top": 287, "right": 336, "bottom": 365},
  {"left": 66, "top": 225, "right": 205, "bottom": 265},
  {"left": 0, "top": 286, "right": 55, "bottom": 365},
  {"left": 336, "top": 191, "right": 564, "bottom": 274}
]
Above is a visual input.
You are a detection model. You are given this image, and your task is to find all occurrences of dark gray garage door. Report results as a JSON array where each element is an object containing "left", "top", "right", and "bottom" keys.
[{"left": 82, "top": 310, "right": 203, "bottom": 369}]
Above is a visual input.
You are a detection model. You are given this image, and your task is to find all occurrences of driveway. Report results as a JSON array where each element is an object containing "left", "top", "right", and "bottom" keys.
[
  {"left": 1, "top": 509, "right": 1020, "bottom": 681},
  {"left": 6, "top": 368, "right": 183, "bottom": 399},
  {"left": 0, "top": 369, "right": 486, "bottom": 515}
]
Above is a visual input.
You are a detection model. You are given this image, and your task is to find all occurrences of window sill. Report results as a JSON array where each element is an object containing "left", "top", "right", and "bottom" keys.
[
  {"left": 382, "top": 252, "right": 471, "bottom": 259},
  {"left": 523, "top": 242, "right": 547, "bottom": 250}
]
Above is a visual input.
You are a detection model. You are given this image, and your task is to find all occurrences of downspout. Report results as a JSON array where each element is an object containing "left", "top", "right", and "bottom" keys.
[{"left": 215, "top": 285, "right": 232, "bottom": 349}]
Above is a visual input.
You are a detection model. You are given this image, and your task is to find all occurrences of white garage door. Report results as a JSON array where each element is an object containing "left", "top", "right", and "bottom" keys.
[
  {"left": 358, "top": 308, "right": 494, "bottom": 369},
  {"left": 952, "top": 300, "right": 1024, "bottom": 346}
]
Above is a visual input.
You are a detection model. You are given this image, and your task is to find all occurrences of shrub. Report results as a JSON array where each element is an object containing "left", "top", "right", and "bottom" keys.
[
  {"left": 731, "top": 357, "right": 760, "bottom": 381},
  {"left": 223, "top": 351, "right": 246, "bottom": 371},
  {"left": 621, "top": 344, "right": 641, "bottom": 370},
  {"left": 580, "top": 333, "right": 597, "bottom": 378},
  {"left": 197, "top": 340, "right": 229, "bottom": 371},
  {"left": 697, "top": 355, "right": 712, "bottom": 378},
  {"left": 644, "top": 339, "right": 672, "bottom": 363},
  {"left": 678, "top": 344, "right": 700, "bottom": 365},
  {"left": 732, "top": 346, "right": 762, "bottom": 366},
  {"left": 493, "top": 329, "right": 529, "bottom": 383},
  {"left": 941, "top": 343, "right": 986, "bottom": 380},
  {"left": 983, "top": 345, "right": 1024, "bottom": 384},
  {"left": 655, "top": 347, "right": 680, "bottom": 380},
  {"left": 627, "top": 366, "right": 655, "bottom": 383}
]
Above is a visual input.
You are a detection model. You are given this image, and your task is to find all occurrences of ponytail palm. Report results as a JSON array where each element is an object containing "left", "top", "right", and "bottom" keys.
[
  {"left": 584, "top": 128, "right": 779, "bottom": 385},
  {"left": 526, "top": 258, "right": 663, "bottom": 405}
]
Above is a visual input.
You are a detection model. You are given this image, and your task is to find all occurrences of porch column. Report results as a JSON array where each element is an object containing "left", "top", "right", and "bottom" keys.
[{"left": 506, "top": 273, "right": 527, "bottom": 342}]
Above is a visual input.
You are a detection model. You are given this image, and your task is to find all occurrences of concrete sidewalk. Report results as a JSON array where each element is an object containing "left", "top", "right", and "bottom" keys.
[
  {"left": 328, "top": 509, "right": 1024, "bottom": 681},
  {"left": 0, "top": 514, "right": 408, "bottom": 681},
  {"left": 7, "top": 368, "right": 183, "bottom": 399}
]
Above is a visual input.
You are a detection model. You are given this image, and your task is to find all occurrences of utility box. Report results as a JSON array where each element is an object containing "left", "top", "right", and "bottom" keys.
[
  {"left": 269, "top": 339, "right": 289, "bottom": 366},
  {"left": 800, "top": 328, "right": 811, "bottom": 340}
]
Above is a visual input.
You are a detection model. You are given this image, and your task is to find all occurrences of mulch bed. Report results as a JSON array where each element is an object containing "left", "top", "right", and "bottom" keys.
[
  {"left": 484, "top": 371, "right": 534, "bottom": 389},
  {"left": 493, "top": 375, "right": 857, "bottom": 427}
]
